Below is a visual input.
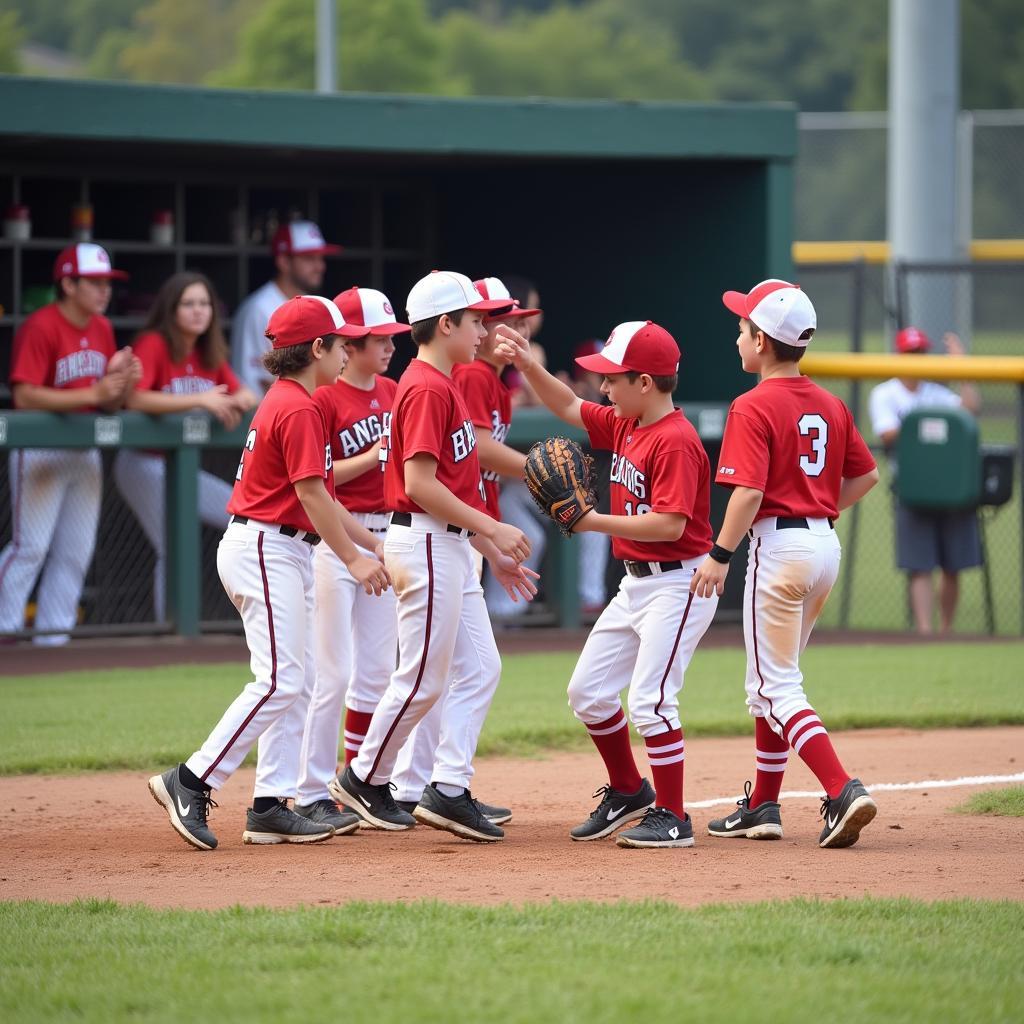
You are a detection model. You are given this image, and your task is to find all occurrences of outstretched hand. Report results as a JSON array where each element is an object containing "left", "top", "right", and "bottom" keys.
[
  {"left": 493, "top": 325, "right": 533, "bottom": 371},
  {"left": 489, "top": 553, "right": 540, "bottom": 603}
]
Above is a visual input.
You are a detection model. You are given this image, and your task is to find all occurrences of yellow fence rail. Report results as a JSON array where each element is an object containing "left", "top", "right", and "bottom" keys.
[
  {"left": 793, "top": 239, "right": 1024, "bottom": 265},
  {"left": 801, "top": 353, "right": 1024, "bottom": 383}
]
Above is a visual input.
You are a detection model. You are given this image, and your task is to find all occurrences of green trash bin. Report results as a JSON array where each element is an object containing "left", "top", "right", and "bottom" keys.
[{"left": 896, "top": 406, "right": 980, "bottom": 509}]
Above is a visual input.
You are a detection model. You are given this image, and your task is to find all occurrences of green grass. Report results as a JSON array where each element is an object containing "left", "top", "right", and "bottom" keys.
[
  {"left": 956, "top": 785, "right": 1024, "bottom": 817},
  {"left": 1, "top": 643, "right": 1022, "bottom": 774},
  {"left": 1, "top": 898, "right": 1022, "bottom": 1023}
]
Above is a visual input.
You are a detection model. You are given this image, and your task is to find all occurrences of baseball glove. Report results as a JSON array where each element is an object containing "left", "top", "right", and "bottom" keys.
[{"left": 524, "top": 437, "right": 597, "bottom": 536}]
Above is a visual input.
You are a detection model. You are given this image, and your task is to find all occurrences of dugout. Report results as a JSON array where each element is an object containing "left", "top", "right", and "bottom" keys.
[{"left": 0, "top": 77, "right": 796, "bottom": 630}]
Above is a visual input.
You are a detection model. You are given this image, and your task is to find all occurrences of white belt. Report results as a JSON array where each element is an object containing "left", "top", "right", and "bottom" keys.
[{"left": 750, "top": 516, "right": 835, "bottom": 538}]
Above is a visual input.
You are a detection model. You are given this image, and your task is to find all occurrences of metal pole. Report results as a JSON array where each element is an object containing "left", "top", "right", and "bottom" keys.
[
  {"left": 888, "top": 0, "right": 960, "bottom": 340},
  {"left": 315, "top": 0, "right": 337, "bottom": 94}
]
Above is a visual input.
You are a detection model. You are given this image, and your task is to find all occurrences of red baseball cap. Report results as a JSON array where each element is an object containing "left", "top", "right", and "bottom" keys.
[
  {"left": 474, "top": 277, "right": 542, "bottom": 321},
  {"left": 722, "top": 279, "right": 817, "bottom": 346},
  {"left": 334, "top": 287, "right": 411, "bottom": 336},
  {"left": 265, "top": 295, "right": 367, "bottom": 349},
  {"left": 53, "top": 243, "right": 129, "bottom": 282},
  {"left": 271, "top": 221, "right": 341, "bottom": 257},
  {"left": 895, "top": 326, "right": 931, "bottom": 353},
  {"left": 575, "top": 321, "right": 680, "bottom": 377}
]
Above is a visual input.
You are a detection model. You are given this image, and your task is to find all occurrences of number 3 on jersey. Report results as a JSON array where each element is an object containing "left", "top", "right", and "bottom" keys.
[
  {"left": 798, "top": 414, "right": 828, "bottom": 477},
  {"left": 235, "top": 428, "right": 257, "bottom": 480}
]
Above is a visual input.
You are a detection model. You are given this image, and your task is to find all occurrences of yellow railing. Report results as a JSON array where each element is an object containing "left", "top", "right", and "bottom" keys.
[
  {"left": 793, "top": 239, "right": 1024, "bottom": 265},
  {"left": 801, "top": 352, "right": 1024, "bottom": 383}
]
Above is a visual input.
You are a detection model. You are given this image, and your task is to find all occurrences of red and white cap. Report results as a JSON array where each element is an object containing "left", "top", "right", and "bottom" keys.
[
  {"left": 264, "top": 295, "right": 367, "bottom": 349},
  {"left": 334, "top": 287, "right": 412, "bottom": 336},
  {"left": 473, "top": 277, "right": 542, "bottom": 321},
  {"left": 575, "top": 321, "right": 680, "bottom": 377},
  {"left": 271, "top": 221, "right": 342, "bottom": 257},
  {"left": 406, "top": 270, "right": 510, "bottom": 324},
  {"left": 722, "top": 279, "right": 817, "bottom": 347},
  {"left": 895, "top": 326, "right": 931, "bottom": 353},
  {"left": 52, "top": 243, "right": 129, "bottom": 282}
]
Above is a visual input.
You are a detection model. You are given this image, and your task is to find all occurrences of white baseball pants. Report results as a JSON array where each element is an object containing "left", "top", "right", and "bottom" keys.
[
  {"left": 186, "top": 520, "right": 317, "bottom": 796},
  {"left": 743, "top": 518, "right": 842, "bottom": 733},
  {"left": 0, "top": 448, "right": 102, "bottom": 644},
  {"left": 296, "top": 515, "right": 397, "bottom": 805},
  {"left": 352, "top": 518, "right": 500, "bottom": 790},
  {"left": 567, "top": 557, "right": 718, "bottom": 737},
  {"left": 112, "top": 449, "right": 233, "bottom": 621}
]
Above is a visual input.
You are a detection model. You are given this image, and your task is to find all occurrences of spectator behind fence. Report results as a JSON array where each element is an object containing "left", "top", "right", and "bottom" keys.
[
  {"left": 114, "top": 272, "right": 258, "bottom": 621},
  {"left": 868, "top": 327, "right": 982, "bottom": 635},
  {"left": 0, "top": 243, "right": 140, "bottom": 645},
  {"left": 230, "top": 221, "right": 341, "bottom": 395}
]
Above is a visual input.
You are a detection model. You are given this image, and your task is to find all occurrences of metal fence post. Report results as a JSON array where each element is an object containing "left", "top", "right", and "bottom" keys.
[
  {"left": 556, "top": 534, "right": 581, "bottom": 629},
  {"left": 165, "top": 445, "right": 201, "bottom": 636}
]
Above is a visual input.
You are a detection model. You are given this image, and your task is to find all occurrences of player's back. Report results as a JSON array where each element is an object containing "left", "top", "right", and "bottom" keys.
[{"left": 725, "top": 376, "right": 873, "bottom": 522}]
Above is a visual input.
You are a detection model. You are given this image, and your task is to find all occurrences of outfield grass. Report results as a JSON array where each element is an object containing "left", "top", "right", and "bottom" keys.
[
  {"left": 1, "top": 643, "right": 1022, "bottom": 775},
  {"left": 956, "top": 786, "right": 1024, "bottom": 817},
  {"left": 1, "top": 898, "right": 1021, "bottom": 1023}
]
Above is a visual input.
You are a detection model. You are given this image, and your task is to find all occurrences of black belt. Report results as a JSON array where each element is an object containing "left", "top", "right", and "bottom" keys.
[
  {"left": 776, "top": 517, "right": 835, "bottom": 530},
  {"left": 623, "top": 559, "right": 684, "bottom": 579},
  {"left": 230, "top": 515, "right": 321, "bottom": 546},
  {"left": 390, "top": 511, "right": 474, "bottom": 537}
]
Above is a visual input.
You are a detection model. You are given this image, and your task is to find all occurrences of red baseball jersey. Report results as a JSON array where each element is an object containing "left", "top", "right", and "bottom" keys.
[
  {"left": 315, "top": 375, "right": 397, "bottom": 513},
  {"left": 228, "top": 378, "right": 334, "bottom": 534},
  {"left": 132, "top": 331, "right": 241, "bottom": 396},
  {"left": 9, "top": 303, "right": 116, "bottom": 409},
  {"left": 382, "top": 359, "right": 487, "bottom": 515},
  {"left": 716, "top": 376, "right": 876, "bottom": 521},
  {"left": 453, "top": 360, "right": 512, "bottom": 519},
  {"left": 581, "top": 401, "right": 714, "bottom": 562}
]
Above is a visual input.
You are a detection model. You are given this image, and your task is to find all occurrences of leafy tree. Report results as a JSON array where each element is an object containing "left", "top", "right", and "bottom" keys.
[{"left": 0, "top": 11, "right": 24, "bottom": 74}]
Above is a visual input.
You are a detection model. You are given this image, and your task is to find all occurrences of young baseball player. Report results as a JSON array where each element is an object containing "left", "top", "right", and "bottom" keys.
[
  {"left": 390, "top": 275, "right": 540, "bottom": 817},
  {"left": 294, "top": 287, "right": 407, "bottom": 827},
  {"left": 149, "top": 295, "right": 391, "bottom": 850},
  {"left": 330, "top": 270, "right": 538, "bottom": 843},
  {"left": 0, "top": 243, "right": 140, "bottom": 645},
  {"left": 690, "top": 279, "right": 880, "bottom": 849},
  {"left": 114, "top": 271, "right": 258, "bottom": 620},
  {"left": 495, "top": 320, "right": 719, "bottom": 849}
]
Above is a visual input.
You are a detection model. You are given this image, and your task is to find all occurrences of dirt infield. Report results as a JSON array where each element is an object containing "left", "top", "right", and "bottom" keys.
[{"left": 3, "top": 726, "right": 1021, "bottom": 909}]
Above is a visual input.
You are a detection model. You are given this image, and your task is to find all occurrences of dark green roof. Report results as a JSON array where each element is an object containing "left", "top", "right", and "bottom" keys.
[{"left": 0, "top": 75, "right": 796, "bottom": 161}]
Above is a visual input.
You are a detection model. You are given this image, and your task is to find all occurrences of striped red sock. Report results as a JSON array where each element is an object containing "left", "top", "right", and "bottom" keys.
[
  {"left": 784, "top": 708, "right": 850, "bottom": 799},
  {"left": 343, "top": 708, "right": 374, "bottom": 765},
  {"left": 645, "top": 728, "right": 685, "bottom": 818},
  {"left": 584, "top": 708, "right": 642, "bottom": 794},
  {"left": 749, "top": 715, "right": 788, "bottom": 807}
]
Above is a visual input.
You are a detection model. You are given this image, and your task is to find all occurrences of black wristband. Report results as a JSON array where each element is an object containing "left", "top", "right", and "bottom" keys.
[{"left": 709, "top": 544, "right": 734, "bottom": 565}]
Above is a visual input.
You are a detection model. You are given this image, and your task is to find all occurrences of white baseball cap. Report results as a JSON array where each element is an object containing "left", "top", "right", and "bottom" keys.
[
  {"left": 406, "top": 270, "right": 510, "bottom": 324},
  {"left": 271, "top": 220, "right": 341, "bottom": 257},
  {"left": 52, "top": 243, "right": 128, "bottom": 282},
  {"left": 474, "top": 277, "right": 542, "bottom": 321},
  {"left": 334, "top": 286, "right": 411, "bottom": 336},
  {"left": 722, "top": 279, "right": 817, "bottom": 347}
]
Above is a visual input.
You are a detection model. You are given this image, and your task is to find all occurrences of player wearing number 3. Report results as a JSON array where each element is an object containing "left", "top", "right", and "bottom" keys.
[{"left": 691, "top": 280, "right": 880, "bottom": 849}]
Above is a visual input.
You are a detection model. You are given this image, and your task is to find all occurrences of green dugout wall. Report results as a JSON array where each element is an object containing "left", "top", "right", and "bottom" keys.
[{"left": 0, "top": 76, "right": 795, "bottom": 400}]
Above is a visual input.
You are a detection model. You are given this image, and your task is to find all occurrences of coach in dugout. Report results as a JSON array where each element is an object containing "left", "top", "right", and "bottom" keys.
[
  {"left": 868, "top": 327, "right": 981, "bottom": 636},
  {"left": 230, "top": 220, "right": 341, "bottom": 394}
]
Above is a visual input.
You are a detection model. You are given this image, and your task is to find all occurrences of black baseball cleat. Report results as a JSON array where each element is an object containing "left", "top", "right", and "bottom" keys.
[
  {"left": 328, "top": 765, "right": 416, "bottom": 831},
  {"left": 707, "top": 780, "right": 784, "bottom": 840},
  {"left": 398, "top": 795, "right": 511, "bottom": 824},
  {"left": 570, "top": 778, "right": 655, "bottom": 842},
  {"left": 148, "top": 765, "right": 218, "bottom": 851},
  {"left": 413, "top": 784, "right": 504, "bottom": 843},
  {"left": 818, "top": 778, "right": 877, "bottom": 849},
  {"left": 243, "top": 801, "right": 335, "bottom": 844},
  {"left": 616, "top": 807, "right": 695, "bottom": 848},
  {"left": 294, "top": 799, "right": 361, "bottom": 836}
]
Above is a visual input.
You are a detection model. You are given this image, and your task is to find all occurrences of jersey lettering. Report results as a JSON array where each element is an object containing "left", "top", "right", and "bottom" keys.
[
  {"left": 610, "top": 452, "right": 647, "bottom": 500},
  {"left": 236, "top": 427, "right": 257, "bottom": 481},
  {"left": 378, "top": 411, "right": 392, "bottom": 471},
  {"left": 798, "top": 413, "right": 829, "bottom": 477},
  {"left": 164, "top": 375, "right": 216, "bottom": 395},
  {"left": 325, "top": 442, "right": 333, "bottom": 474},
  {"left": 339, "top": 414, "right": 385, "bottom": 458},
  {"left": 482, "top": 409, "right": 511, "bottom": 482},
  {"left": 54, "top": 349, "right": 107, "bottom": 387},
  {"left": 624, "top": 500, "right": 653, "bottom": 517},
  {"left": 451, "top": 419, "right": 478, "bottom": 463}
]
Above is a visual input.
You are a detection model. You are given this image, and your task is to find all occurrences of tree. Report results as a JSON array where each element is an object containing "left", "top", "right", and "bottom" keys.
[{"left": 0, "top": 12, "right": 24, "bottom": 75}]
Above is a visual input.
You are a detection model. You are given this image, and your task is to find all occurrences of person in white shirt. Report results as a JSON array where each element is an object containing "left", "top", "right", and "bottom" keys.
[
  {"left": 230, "top": 221, "right": 341, "bottom": 394},
  {"left": 868, "top": 327, "right": 982, "bottom": 635}
]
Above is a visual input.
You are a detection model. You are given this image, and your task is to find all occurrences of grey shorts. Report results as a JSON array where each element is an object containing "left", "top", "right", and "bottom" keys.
[{"left": 895, "top": 501, "right": 982, "bottom": 573}]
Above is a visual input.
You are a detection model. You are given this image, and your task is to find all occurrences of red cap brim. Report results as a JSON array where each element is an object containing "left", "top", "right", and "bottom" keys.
[
  {"left": 288, "top": 244, "right": 343, "bottom": 257},
  {"left": 337, "top": 324, "right": 371, "bottom": 339},
  {"left": 486, "top": 306, "right": 542, "bottom": 322},
  {"left": 367, "top": 322, "right": 412, "bottom": 336},
  {"left": 468, "top": 298, "right": 515, "bottom": 312},
  {"left": 575, "top": 353, "right": 627, "bottom": 375},
  {"left": 79, "top": 270, "right": 130, "bottom": 281},
  {"left": 722, "top": 290, "right": 750, "bottom": 318}
]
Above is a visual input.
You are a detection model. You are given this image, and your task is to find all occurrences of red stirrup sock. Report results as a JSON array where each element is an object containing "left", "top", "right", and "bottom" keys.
[
  {"left": 645, "top": 728, "right": 685, "bottom": 818},
  {"left": 343, "top": 708, "right": 374, "bottom": 765},
  {"left": 784, "top": 708, "right": 851, "bottom": 799},
  {"left": 584, "top": 708, "right": 642, "bottom": 794},
  {"left": 749, "top": 715, "right": 789, "bottom": 808}
]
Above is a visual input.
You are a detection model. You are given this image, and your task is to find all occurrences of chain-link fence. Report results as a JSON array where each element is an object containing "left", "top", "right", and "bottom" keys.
[{"left": 0, "top": 447, "right": 239, "bottom": 642}]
